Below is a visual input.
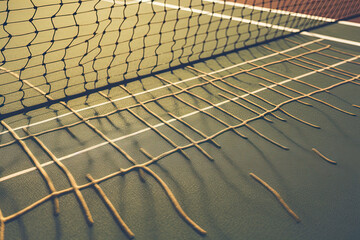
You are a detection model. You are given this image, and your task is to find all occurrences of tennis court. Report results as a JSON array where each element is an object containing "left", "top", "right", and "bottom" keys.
[{"left": 0, "top": 0, "right": 359, "bottom": 239}]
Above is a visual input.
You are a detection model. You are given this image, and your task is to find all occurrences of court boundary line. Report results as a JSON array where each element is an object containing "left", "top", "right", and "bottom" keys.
[
  {"left": 0, "top": 39, "right": 322, "bottom": 136},
  {"left": 151, "top": 1, "right": 360, "bottom": 47},
  {"left": 106, "top": 0, "right": 357, "bottom": 28},
  {"left": 149, "top": 1, "right": 300, "bottom": 32},
  {"left": 207, "top": 0, "right": 360, "bottom": 28},
  {"left": 1, "top": 53, "right": 358, "bottom": 183},
  {"left": 338, "top": 20, "right": 360, "bottom": 27},
  {"left": 204, "top": 0, "right": 335, "bottom": 23},
  {"left": 300, "top": 32, "right": 360, "bottom": 47}
]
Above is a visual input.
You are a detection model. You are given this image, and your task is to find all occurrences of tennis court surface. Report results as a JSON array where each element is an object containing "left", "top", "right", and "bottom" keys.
[{"left": 0, "top": 0, "right": 360, "bottom": 239}]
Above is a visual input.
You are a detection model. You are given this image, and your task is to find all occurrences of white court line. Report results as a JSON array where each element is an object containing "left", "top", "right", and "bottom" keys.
[
  {"left": 207, "top": 0, "right": 360, "bottom": 31},
  {"left": 150, "top": 1, "right": 360, "bottom": 47},
  {"left": 150, "top": 1, "right": 300, "bottom": 32},
  {"left": 148, "top": 1, "right": 360, "bottom": 47},
  {"left": 111, "top": 0, "right": 355, "bottom": 27},
  {"left": 0, "top": 39, "right": 322, "bottom": 136},
  {"left": 301, "top": 32, "right": 360, "bottom": 47},
  {"left": 204, "top": 0, "right": 335, "bottom": 23},
  {"left": 1, "top": 53, "right": 358, "bottom": 183},
  {"left": 338, "top": 20, "right": 360, "bottom": 28},
  {"left": 206, "top": 0, "right": 360, "bottom": 29}
]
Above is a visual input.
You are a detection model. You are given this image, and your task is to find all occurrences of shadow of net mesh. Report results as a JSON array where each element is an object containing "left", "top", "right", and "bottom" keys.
[
  {"left": 0, "top": 0, "right": 359, "bottom": 117},
  {"left": 0, "top": 33, "right": 359, "bottom": 239}
]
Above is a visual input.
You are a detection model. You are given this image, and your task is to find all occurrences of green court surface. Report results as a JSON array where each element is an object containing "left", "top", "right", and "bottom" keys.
[{"left": 0, "top": 1, "right": 360, "bottom": 240}]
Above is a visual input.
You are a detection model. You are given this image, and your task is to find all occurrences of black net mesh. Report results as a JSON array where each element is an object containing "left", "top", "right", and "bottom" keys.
[{"left": 0, "top": 0, "right": 359, "bottom": 118}]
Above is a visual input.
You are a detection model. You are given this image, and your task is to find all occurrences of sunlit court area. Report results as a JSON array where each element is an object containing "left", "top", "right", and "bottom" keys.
[{"left": 0, "top": 0, "right": 359, "bottom": 239}]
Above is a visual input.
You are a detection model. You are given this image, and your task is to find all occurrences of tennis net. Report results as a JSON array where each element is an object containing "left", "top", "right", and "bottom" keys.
[{"left": 0, "top": 0, "right": 359, "bottom": 118}]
